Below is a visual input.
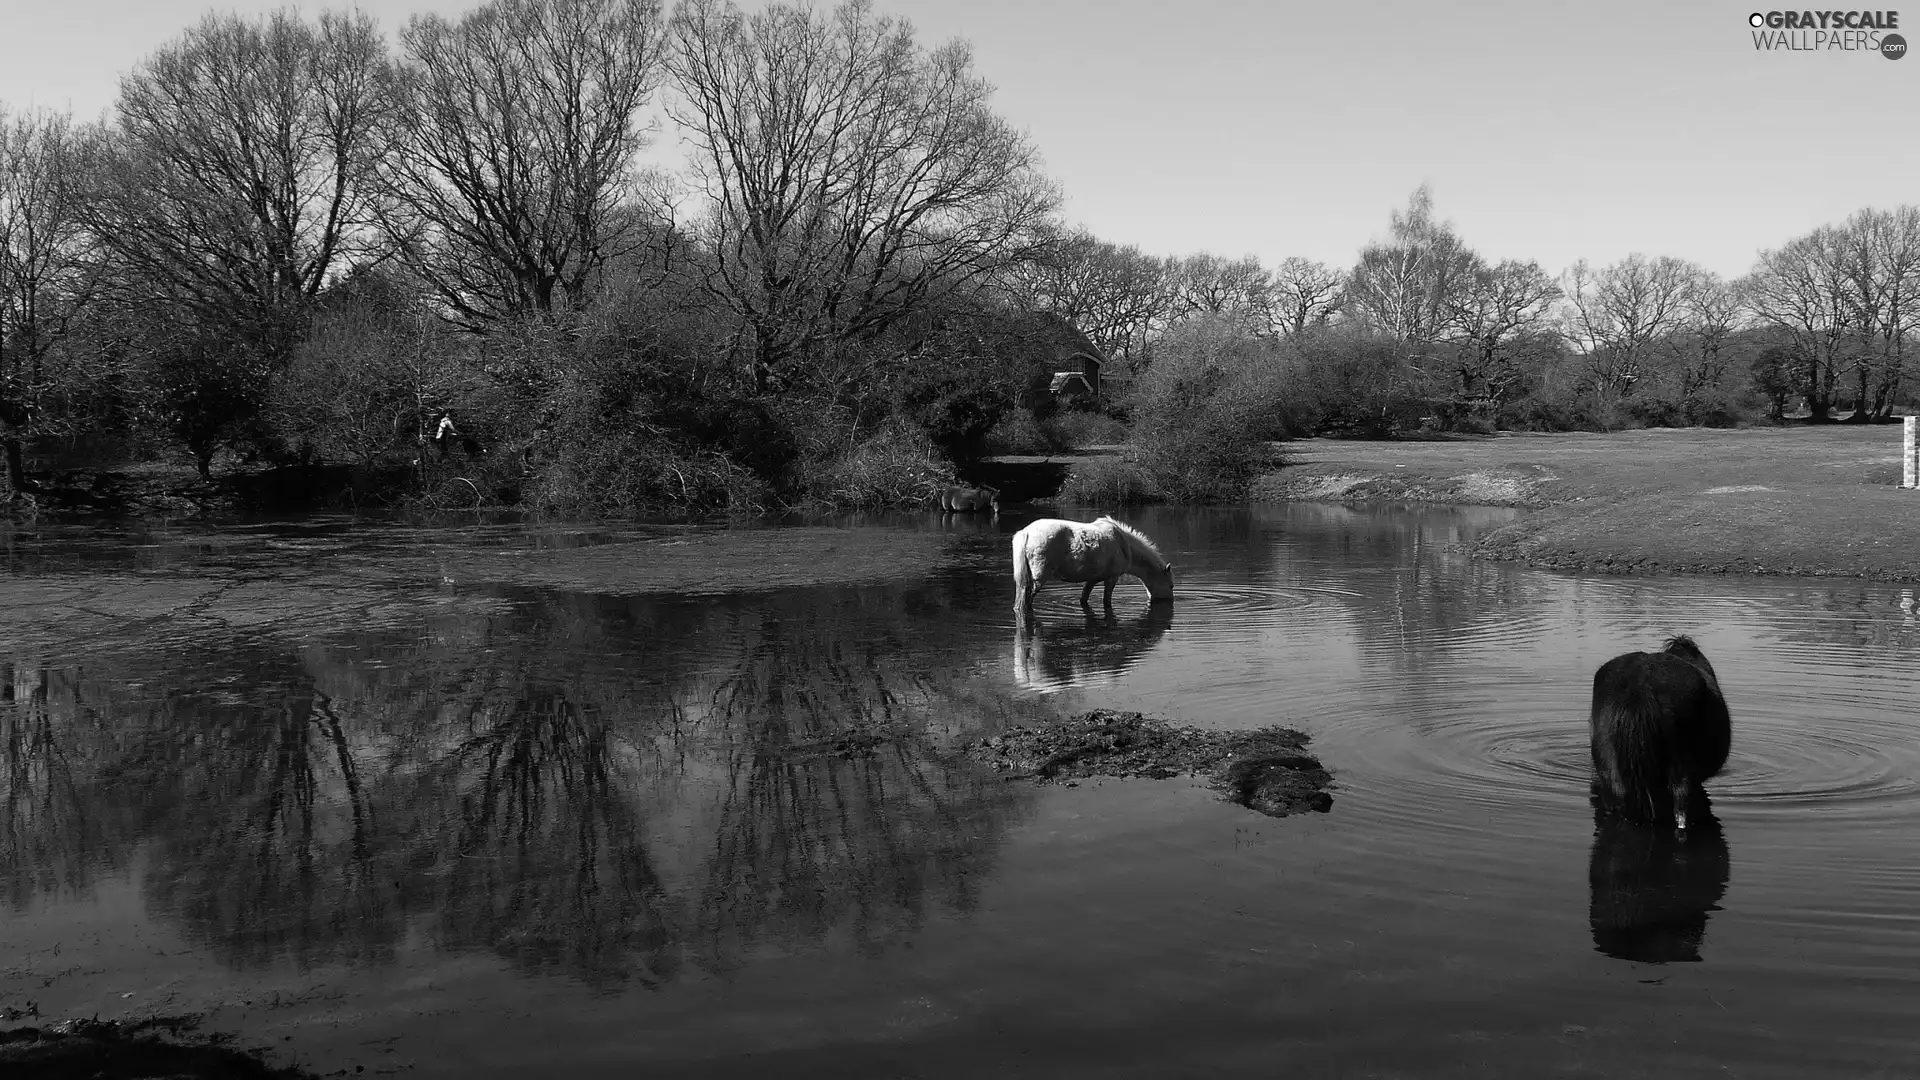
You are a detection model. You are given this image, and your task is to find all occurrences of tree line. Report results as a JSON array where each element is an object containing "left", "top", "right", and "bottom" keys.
[{"left": 3, "top": 0, "right": 1916, "bottom": 513}]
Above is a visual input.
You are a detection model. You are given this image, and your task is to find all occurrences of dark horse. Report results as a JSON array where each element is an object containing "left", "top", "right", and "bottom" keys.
[
  {"left": 1589, "top": 635, "right": 1731, "bottom": 831},
  {"left": 937, "top": 485, "right": 1000, "bottom": 513},
  {"left": 1588, "top": 794, "right": 1730, "bottom": 963}
]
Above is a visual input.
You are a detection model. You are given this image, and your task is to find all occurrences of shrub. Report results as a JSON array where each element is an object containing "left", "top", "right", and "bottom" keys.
[
  {"left": 524, "top": 342, "right": 782, "bottom": 518},
  {"left": 1057, "top": 455, "right": 1163, "bottom": 505},
  {"left": 1124, "top": 315, "right": 1305, "bottom": 499},
  {"left": 1285, "top": 327, "right": 1429, "bottom": 438},
  {"left": 529, "top": 425, "right": 771, "bottom": 519},
  {"left": 1045, "top": 409, "right": 1129, "bottom": 449},
  {"left": 796, "top": 422, "right": 953, "bottom": 510},
  {"left": 981, "top": 409, "right": 1056, "bottom": 456}
]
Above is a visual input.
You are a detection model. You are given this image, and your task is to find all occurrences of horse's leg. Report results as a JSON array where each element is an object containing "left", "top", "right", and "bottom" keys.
[
  {"left": 1012, "top": 534, "right": 1035, "bottom": 611},
  {"left": 1102, "top": 578, "right": 1116, "bottom": 610},
  {"left": 1080, "top": 580, "right": 1096, "bottom": 608},
  {"left": 1668, "top": 759, "right": 1695, "bottom": 831}
]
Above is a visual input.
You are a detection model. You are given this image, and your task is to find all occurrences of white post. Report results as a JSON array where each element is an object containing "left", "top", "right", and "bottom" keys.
[{"left": 1906, "top": 416, "right": 1919, "bottom": 489}]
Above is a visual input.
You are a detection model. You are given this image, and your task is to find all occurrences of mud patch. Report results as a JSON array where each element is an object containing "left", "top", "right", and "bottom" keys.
[
  {"left": 961, "top": 710, "right": 1334, "bottom": 818},
  {"left": 1453, "top": 473, "right": 1537, "bottom": 505},
  {"left": 1251, "top": 467, "right": 1552, "bottom": 509},
  {"left": 0, "top": 1015, "right": 316, "bottom": 1079}
]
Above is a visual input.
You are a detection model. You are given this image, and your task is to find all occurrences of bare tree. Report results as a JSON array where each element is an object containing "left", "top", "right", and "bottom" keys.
[
  {"left": 75, "top": 8, "right": 394, "bottom": 475},
  {"left": 1829, "top": 206, "right": 1920, "bottom": 419},
  {"left": 1005, "top": 227, "right": 1172, "bottom": 370},
  {"left": 1448, "top": 258, "right": 1560, "bottom": 402},
  {"left": 1345, "top": 185, "right": 1480, "bottom": 349},
  {"left": 0, "top": 108, "right": 102, "bottom": 494},
  {"left": 384, "top": 0, "right": 669, "bottom": 331},
  {"left": 1740, "top": 228, "right": 1855, "bottom": 420},
  {"left": 1664, "top": 272, "right": 1745, "bottom": 398},
  {"left": 1164, "top": 252, "right": 1272, "bottom": 332},
  {"left": 1268, "top": 257, "right": 1345, "bottom": 337},
  {"left": 88, "top": 8, "right": 392, "bottom": 334},
  {"left": 666, "top": 0, "right": 1060, "bottom": 394},
  {"left": 1559, "top": 254, "right": 1701, "bottom": 393}
]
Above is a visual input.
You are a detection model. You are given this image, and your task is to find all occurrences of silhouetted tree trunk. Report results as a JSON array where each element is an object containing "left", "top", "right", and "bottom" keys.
[{"left": 3, "top": 438, "right": 36, "bottom": 494}]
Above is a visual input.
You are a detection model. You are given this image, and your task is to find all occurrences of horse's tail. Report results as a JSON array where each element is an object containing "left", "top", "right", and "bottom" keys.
[
  {"left": 1011, "top": 528, "right": 1033, "bottom": 609},
  {"left": 1591, "top": 658, "right": 1670, "bottom": 822}
]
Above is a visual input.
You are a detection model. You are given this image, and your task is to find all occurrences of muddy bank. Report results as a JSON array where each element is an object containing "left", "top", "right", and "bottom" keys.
[
  {"left": 961, "top": 710, "right": 1334, "bottom": 818},
  {"left": 1251, "top": 462, "right": 1555, "bottom": 509},
  {"left": 0, "top": 1016, "right": 317, "bottom": 1079}
]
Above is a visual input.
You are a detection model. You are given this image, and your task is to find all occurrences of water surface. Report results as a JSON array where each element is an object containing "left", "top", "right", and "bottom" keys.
[{"left": 3, "top": 504, "right": 1918, "bottom": 1077}]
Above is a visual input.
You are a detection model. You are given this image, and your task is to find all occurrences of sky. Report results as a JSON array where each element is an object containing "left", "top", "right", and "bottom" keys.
[{"left": 2, "top": 0, "right": 1914, "bottom": 281}]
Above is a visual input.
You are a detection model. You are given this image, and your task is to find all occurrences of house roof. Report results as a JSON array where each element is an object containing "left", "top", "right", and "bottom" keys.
[{"left": 1032, "top": 312, "right": 1107, "bottom": 368}]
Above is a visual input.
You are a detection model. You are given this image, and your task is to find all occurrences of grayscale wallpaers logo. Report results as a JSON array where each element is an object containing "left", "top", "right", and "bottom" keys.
[{"left": 1747, "top": 9, "right": 1906, "bottom": 56}]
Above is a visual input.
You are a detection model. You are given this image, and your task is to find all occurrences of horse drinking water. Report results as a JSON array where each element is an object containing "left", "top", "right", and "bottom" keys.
[
  {"left": 1011, "top": 516, "right": 1174, "bottom": 613},
  {"left": 938, "top": 485, "right": 1000, "bottom": 513},
  {"left": 1589, "top": 635, "right": 1731, "bottom": 831}
]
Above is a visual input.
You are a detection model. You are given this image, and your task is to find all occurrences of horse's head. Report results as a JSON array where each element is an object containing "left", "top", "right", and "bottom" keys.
[{"left": 1143, "top": 560, "right": 1174, "bottom": 603}]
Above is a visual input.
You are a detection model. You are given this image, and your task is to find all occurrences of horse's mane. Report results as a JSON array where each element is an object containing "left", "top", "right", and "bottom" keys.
[{"left": 1094, "top": 515, "right": 1166, "bottom": 567}]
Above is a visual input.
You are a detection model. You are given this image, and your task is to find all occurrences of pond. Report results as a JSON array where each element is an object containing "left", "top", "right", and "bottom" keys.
[{"left": 3, "top": 503, "right": 1918, "bottom": 1077}]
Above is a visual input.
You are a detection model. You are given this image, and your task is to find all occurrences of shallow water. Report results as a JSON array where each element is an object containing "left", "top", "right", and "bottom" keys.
[{"left": 3, "top": 504, "right": 1919, "bottom": 1077}]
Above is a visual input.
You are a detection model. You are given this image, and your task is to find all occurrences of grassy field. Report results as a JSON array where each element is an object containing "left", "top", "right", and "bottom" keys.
[{"left": 1252, "top": 426, "right": 1920, "bottom": 581}]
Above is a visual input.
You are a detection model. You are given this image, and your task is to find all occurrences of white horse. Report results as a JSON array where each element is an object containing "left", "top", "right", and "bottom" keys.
[{"left": 1011, "top": 516, "right": 1174, "bottom": 613}]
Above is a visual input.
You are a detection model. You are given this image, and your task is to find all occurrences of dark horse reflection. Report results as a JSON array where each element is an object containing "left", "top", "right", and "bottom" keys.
[
  {"left": 1588, "top": 792, "right": 1731, "bottom": 963},
  {"left": 1012, "top": 605, "right": 1173, "bottom": 694}
]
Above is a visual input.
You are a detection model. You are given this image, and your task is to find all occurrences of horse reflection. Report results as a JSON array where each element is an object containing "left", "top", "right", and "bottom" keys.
[
  {"left": 1588, "top": 792, "right": 1731, "bottom": 964},
  {"left": 1012, "top": 605, "right": 1174, "bottom": 694},
  {"left": 934, "top": 509, "right": 1001, "bottom": 534}
]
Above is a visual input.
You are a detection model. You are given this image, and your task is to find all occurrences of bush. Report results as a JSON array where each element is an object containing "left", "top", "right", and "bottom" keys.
[
  {"left": 1057, "top": 455, "right": 1163, "bottom": 505},
  {"left": 1506, "top": 360, "right": 1625, "bottom": 433},
  {"left": 524, "top": 342, "right": 782, "bottom": 518},
  {"left": 981, "top": 409, "right": 1056, "bottom": 456},
  {"left": 529, "top": 423, "right": 772, "bottom": 519},
  {"left": 795, "top": 422, "right": 953, "bottom": 510},
  {"left": 1124, "top": 315, "right": 1305, "bottom": 500},
  {"left": 1285, "top": 327, "right": 1429, "bottom": 438},
  {"left": 1045, "top": 409, "right": 1130, "bottom": 449}
]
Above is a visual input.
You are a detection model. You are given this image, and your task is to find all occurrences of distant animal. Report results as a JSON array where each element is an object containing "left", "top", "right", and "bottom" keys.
[
  {"left": 1011, "top": 516, "right": 1174, "bottom": 613},
  {"left": 1589, "top": 635, "right": 1732, "bottom": 830},
  {"left": 938, "top": 485, "right": 1000, "bottom": 513}
]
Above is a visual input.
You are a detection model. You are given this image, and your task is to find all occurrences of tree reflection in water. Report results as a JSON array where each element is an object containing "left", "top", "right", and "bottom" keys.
[
  {"left": 130, "top": 655, "right": 396, "bottom": 971},
  {"left": 694, "top": 598, "right": 1021, "bottom": 969},
  {"left": 0, "top": 581, "right": 1038, "bottom": 988},
  {"left": 1, "top": 663, "right": 120, "bottom": 910},
  {"left": 420, "top": 684, "right": 677, "bottom": 990}
]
